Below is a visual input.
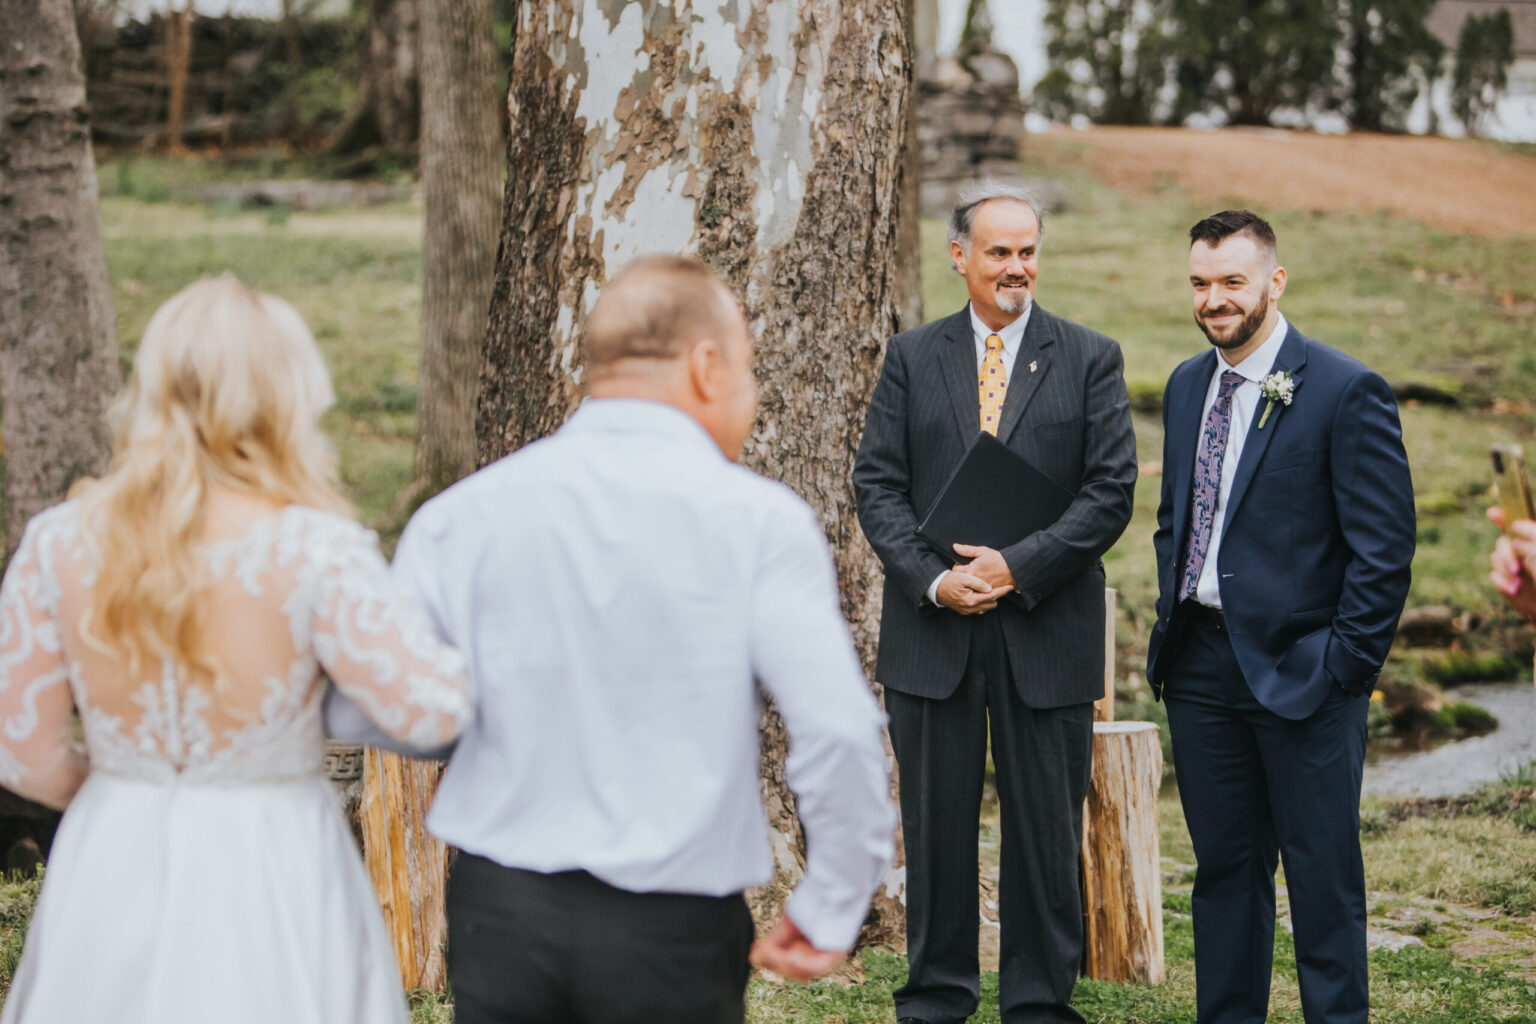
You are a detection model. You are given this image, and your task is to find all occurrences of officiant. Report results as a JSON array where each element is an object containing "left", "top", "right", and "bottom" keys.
[{"left": 852, "top": 181, "right": 1137, "bottom": 1024}]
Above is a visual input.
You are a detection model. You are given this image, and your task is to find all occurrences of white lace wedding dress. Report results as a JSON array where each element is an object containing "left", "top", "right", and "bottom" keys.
[{"left": 0, "top": 502, "right": 472, "bottom": 1024}]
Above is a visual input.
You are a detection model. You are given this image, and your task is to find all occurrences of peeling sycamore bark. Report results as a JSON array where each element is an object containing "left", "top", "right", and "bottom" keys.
[
  {"left": 0, "top": 0, "right": 121, "bottom": 555},
  {"left": 478, "top": 0, "right": 910, "bottom": 945}
]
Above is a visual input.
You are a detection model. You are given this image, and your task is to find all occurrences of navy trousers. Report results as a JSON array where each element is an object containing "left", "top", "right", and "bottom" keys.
[{"left": 1163, "top": 617, "right": 1370, "bottom": 1024}]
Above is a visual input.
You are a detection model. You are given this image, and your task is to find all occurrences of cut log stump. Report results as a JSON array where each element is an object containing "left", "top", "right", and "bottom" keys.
[
  {"left": 1081, "top": 721, "right": 1164, "bottom": 985},
  {"left": 361, "top": 750, "right": 448, "bottom": 992}
]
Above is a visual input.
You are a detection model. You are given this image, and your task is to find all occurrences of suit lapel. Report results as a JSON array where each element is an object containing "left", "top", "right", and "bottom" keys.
[
  {"left": 937, "top": 307, "right": 980, "bottom": 438},
  {"left": 1169, "top": 350, "right": 1217, "bottom": 549},
  {"left": 1219, "top": 329, "right": 1310, "bottom": 534},
  {"left": 997, "top": 304, "right": 1056, "bottom": 443}
]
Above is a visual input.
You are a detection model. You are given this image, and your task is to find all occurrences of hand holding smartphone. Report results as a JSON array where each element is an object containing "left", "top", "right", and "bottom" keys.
[{"left": 1492, "top": 444, "right": 1536, "bottom": 528}]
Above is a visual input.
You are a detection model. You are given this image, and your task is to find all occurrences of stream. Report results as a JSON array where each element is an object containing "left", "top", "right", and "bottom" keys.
[{"left": 1362, "top": 681, "right": 1536, "bottom": 798}]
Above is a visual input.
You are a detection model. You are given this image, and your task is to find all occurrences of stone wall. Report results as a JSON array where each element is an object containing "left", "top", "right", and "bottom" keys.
[{"left": 915, "top": 46, "right": 1029, "bottom": 216}]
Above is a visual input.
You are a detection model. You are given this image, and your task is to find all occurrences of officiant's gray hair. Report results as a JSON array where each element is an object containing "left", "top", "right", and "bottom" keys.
[{"left": 948, "top": 181, "right": 1046, "bottom": 254}]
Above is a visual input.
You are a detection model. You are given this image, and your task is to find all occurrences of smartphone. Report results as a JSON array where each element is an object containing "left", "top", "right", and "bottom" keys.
[{"left": 1492, "top": 444, "right": 1536, "bottom": 525}]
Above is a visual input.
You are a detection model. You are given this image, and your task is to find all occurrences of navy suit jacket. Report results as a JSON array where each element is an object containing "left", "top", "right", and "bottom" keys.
[{"left": 1145, "top": 325, "right": 1415, "bottom": 721}]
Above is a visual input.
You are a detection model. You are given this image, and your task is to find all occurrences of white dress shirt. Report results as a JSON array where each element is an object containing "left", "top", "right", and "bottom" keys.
[
  {"left": 1194, "top": 313, "right": 1289, "bottom": 609},
  {"left": 925, "top": 301, "right": 1035, "bottom": 604},
  {"left": 386, "top": 399, "right": 895, "bottom": 952}
]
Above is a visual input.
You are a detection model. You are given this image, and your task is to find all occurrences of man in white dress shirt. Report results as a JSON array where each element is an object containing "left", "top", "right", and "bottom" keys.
[
  {"left": 1146, "top": 212, "right": 1414, "bottom": 1024},
  {"left": 331, "top": 256, "right": 895, "bottom": 1023}
]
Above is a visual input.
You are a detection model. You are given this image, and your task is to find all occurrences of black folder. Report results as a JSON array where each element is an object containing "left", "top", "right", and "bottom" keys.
[{"left": 917, "top": 432, "right": 1075, "bottom": 560}]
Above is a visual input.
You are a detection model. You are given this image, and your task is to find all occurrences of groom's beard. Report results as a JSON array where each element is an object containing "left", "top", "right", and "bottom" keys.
[{"left": 1197, "top": 288, "right": 1269, "bottom": 350}]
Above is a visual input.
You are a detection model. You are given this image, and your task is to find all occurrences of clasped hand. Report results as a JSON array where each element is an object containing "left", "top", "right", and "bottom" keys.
[{"left": 936, "top": 543, "right": 1015, "bottom": 615}]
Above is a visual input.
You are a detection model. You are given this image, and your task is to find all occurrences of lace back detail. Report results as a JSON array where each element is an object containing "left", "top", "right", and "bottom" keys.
[{"left": 0, "top": 503, "right": 471, "bottom": 793}]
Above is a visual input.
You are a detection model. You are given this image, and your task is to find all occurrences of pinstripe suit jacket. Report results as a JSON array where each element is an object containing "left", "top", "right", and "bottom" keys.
[{"left": 853, "top": 304, "right": 1138, "bottom": 708}]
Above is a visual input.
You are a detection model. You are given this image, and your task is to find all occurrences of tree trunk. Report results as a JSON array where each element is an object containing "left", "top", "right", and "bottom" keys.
[
  {"left": 411, "top": 0, "right": 503, "bottom": 503},
  {"left": 329, "top": 0, "right": 421, "bottom": 161},
  {"left": 1081, "top": 721, "right": 1164, "bottom": 985},
  {"left": 279, "top": 0, "right": 304, "bottom": 136},
  {"left": 0, "top": 0, "right": 121, "bottom": 556},
  {"left": 163, "top": 5, "right": 192, "bottom": 152},
  {"left": 361, "top": 750, "right": 449, "bottom": 991},
  {"left": 896, "top": 0, "right": 924, "bottom": 332},
  {"left": 361, "top": 0, "right": 505, "bottom": 986},
  {"left": 477, "top": 0, "right": 910, "bottom": 946}
]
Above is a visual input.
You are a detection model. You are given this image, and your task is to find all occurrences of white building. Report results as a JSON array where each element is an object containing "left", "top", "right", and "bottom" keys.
[{"left": 1414, "top": 0, "right": 1536, "bottom": 141}]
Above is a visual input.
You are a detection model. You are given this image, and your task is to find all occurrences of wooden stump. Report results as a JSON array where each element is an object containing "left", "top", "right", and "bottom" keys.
[
  {"left": 1081, "top": 721, "right": 1164, "bottom": 985},
  {"left": 361, "top": 750, "right": 448, "bottom": 992},
  {"left": 1096, "top": 588, "right": 1117, "bottom": 722}
]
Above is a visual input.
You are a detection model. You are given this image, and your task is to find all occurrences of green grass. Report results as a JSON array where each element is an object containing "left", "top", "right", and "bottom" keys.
[
  {"left": 100, "top": 192, "right": 423, "bottom": 528},
  {"left": 0, "top": 875, "right": 40, "bottom": 994},
  {"left": 741, "top": 929, "right": 1536, "bottom": 1023}
]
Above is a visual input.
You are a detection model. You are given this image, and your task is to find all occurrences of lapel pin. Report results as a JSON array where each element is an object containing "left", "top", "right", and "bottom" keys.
[{"left": 1029, "top": 360, "right": 1038, "bottom": 373}]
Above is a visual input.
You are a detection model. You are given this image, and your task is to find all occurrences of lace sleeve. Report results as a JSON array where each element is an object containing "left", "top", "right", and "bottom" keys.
[
  {"left": 0, "top": 515, "right": 87, "bottom": 810},
  {"left": 310, "top": 520, "right": 473, "bottom": 750}
]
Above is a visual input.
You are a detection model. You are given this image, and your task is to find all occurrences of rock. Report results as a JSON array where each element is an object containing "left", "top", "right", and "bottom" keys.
[
  {"left": 1367, "top": 928, "right": 1427, "bottom": 952},
  {"left": 964, "top": 51, "right": 1020, "bottom": 92},
  {"left": 1397, "top": 605, "right": 1457, "bottom": 646}
]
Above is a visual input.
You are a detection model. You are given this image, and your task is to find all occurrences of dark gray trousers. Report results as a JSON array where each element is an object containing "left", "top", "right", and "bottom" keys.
[{"left": 886, "top": 616, "right": 1093, "bottom": 1024}]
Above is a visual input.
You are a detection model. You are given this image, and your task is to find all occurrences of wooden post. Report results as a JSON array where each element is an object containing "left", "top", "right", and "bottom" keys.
[
  {"left": 361, "top": 751, "right": 449, "bottom": 992},
  {"left": 1096, "top": 588, "right": 1116, "bottom": 722},
  {"left": 1081, "top": 721, "right": 1164, "bottom": 985}
]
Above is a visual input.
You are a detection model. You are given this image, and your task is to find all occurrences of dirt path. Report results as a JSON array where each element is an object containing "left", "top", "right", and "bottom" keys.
[{"left": 1038, "top": 127, "right": 1536, "bottom": 239}]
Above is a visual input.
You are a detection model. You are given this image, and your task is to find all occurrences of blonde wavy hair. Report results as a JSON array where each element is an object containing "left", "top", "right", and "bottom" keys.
[{"left": 73, "top": 276, "right": 350, "bottom": 684}]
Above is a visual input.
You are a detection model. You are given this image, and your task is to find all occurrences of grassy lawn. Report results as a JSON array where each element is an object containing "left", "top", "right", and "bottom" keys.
[
  {"left": 100, "top": 189, "right": 424, "bottom": 530},
  {"left": 3, "top": 141, "right": 1526, "bottom": 1020}
]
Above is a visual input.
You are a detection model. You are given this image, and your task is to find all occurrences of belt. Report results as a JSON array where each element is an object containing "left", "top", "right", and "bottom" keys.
[{"left": 1176, "top": 600, "right": 1227, "bottom": 631}]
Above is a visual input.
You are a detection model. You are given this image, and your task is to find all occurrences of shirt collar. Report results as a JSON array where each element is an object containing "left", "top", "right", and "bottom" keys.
[
  {"left": 1219, "top": 312, "right": 1288, "bottom": 384},
  {"left": 563, "top": 398, "right": 726, "bottom": 458},
  {"left": 968, "top": 302, "right": 1032, "bottom": 358}
]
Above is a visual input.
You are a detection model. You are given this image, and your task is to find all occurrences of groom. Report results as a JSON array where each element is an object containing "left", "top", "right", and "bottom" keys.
[{"left": 1146, "top": 211, "right": 1415, "bottom": 1024}]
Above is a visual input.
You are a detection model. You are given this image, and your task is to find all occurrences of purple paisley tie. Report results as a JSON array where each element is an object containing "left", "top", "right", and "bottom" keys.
[{"left": 1179, "top": 370, "right": 1245, "bottom": 602}]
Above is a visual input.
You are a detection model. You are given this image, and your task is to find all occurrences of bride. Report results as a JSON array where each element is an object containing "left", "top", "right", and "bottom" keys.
[{"left": 0, "top": 277, "right": 473, "bottom": 1023}]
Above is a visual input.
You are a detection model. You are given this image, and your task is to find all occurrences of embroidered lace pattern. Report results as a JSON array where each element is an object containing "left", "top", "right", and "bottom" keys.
[{"left": 0, "top": 503, "right": 472, "bottom": 802}]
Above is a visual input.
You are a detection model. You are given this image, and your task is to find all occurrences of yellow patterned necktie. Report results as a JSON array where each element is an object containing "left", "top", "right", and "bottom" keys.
[{"left": 979, "top": 333, "right": 1007, "bottom": 434}]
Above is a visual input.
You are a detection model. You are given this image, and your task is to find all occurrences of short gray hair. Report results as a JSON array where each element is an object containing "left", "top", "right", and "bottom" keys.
[{"left": 947, "top": 180, "right": 1045, "bottom": 251}]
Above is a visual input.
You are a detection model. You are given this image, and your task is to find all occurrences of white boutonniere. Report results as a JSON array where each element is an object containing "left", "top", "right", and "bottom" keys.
[{"left": 1257, "top": 370, "right": 1296, "bottom": 430}]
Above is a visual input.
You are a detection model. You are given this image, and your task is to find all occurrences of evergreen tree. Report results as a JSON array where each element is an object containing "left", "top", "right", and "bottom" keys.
[
  {"left": 1167, "top": 0, "right": 1340, "bottom": 126},
  {"left": 1037, "top": 0, "right": 1176, "bottom": 125},
  {"left": 1338, "top": 0, "right": 1444, "bottom": 133},
  {"left": 1451, "top": 9, "right": 1515, "bottom": 137}
]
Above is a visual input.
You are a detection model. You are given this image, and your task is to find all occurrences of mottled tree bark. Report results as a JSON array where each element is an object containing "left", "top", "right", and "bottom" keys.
[
  {"left": 0, "top": 0, "right": 121, "bottom": 556},
  {"left": 413, "top": 0, "right": 503, "bottom": 499},
  {"left": 477, "top": 0, "right": 910, "bottom": 945}
]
